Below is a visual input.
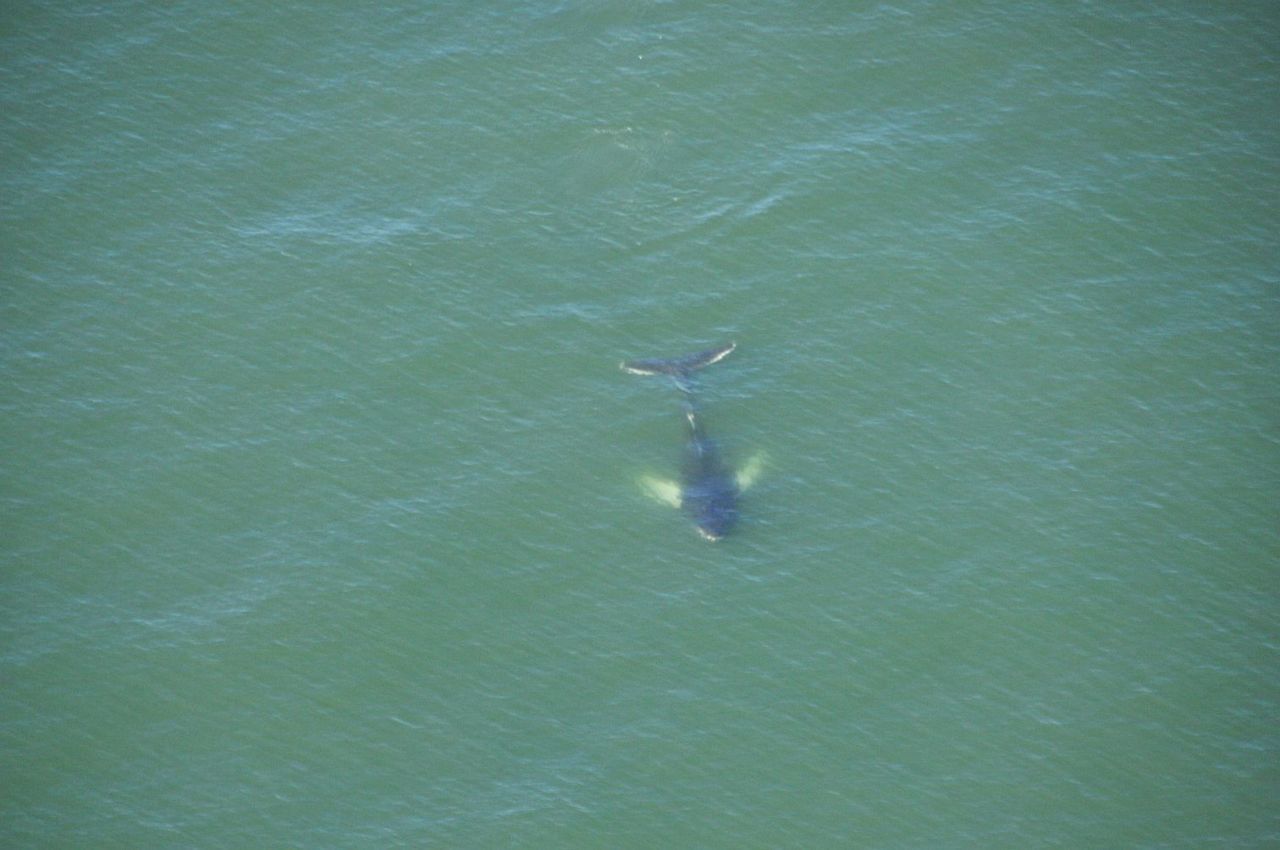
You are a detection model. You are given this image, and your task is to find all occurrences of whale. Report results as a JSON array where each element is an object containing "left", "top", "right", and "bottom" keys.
[{"left": 621, "top": 342, "right": 762, "bottom": 541}]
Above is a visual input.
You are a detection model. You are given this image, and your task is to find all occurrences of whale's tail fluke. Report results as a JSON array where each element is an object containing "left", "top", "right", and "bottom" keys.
[{"left": 620, "top": 342, "right": 736, "bottom": 377}]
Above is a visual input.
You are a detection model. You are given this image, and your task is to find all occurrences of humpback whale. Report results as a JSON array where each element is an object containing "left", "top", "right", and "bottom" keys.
[{"left": 621, "top": 342, "right": 762, "bottom": 541}]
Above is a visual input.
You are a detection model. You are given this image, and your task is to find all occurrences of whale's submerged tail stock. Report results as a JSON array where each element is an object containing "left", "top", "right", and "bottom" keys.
[{"left": 619, "top": 341, "right": 736, "bottom": 377}]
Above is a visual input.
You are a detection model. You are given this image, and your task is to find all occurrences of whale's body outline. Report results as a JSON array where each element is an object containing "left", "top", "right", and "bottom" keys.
[{"left": 620, "top": 342, "right": 756, "bottom": 541}]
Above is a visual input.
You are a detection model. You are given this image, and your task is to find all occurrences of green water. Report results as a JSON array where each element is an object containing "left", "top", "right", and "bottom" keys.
[{"left": 3, "top": 2, "right": 1277, "bottom": 847}]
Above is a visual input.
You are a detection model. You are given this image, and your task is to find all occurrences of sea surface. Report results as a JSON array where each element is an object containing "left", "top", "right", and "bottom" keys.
[{"left": 3, "top": 2, "right": 1277, "bottom": 847}]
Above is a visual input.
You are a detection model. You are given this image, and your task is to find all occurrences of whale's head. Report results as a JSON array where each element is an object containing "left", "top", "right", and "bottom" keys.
[
  {"left": 691, "top": 498, "right": 738, "bottom": 542},
  {"left": 696, "top": 523, "right": 727, "bottom": 542}
]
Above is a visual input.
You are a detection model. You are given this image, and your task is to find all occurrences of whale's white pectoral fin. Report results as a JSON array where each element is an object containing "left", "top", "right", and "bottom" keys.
[
  {"left": 735, "top": 451, "right": 767, "bottom": 491},
  {"left": 639, "top": 475, "right": 682, "bottom": 509}
]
